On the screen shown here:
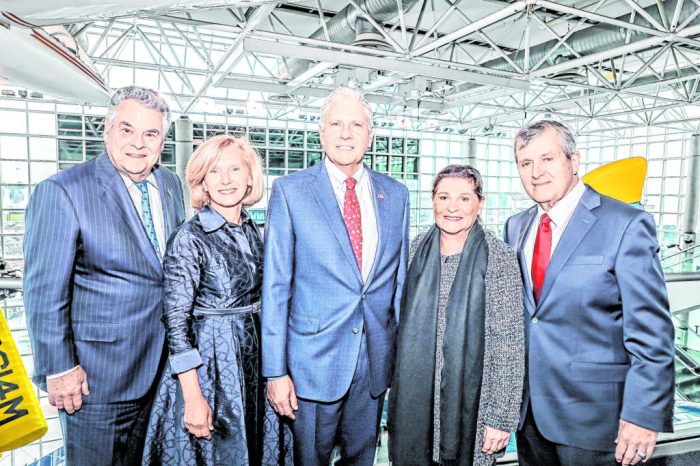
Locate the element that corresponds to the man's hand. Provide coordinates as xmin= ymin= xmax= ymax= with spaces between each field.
xmin=482 ymin=426 xmax=510 ymax=455
xmin=615 ymin=420 xmax=657 ymax=465
xmin=183 ymin=395 xmax=214 ymax=439
xmin=47 ymin=366 xmax=89 ymax=414
xmin=267 ymin=376 xmax=298 ymax=420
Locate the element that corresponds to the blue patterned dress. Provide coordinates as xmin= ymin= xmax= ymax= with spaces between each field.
xmin=143 ymin=205 xmax=293 ymax=465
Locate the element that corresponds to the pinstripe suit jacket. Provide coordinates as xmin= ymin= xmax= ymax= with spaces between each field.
xmin=24 ymin=152 xmax=185 ymax=403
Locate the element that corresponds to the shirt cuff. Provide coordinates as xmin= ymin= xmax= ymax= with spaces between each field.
xmin=169 ymin=349 xmax=203 ymax=374
xmin=46 ymin=365 xmax=80 ymax=380
xmin=267 ymin=374 xmax=288 ymax=381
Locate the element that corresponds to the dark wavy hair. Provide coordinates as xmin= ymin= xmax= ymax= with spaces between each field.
xmin=432 ymin=164 xmax=484 ymax=199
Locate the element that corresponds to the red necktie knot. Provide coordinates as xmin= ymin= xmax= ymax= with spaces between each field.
xmin=540 ymin=213 xmax=551 ymax=230
xmin=532 ymin=213 xmax=552 ymax=304
xmin=346 ymin=177 xmax=357 ymax=190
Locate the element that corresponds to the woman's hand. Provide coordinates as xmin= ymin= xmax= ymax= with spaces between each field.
xmin=178 ymin=369 xmax=213 ymax=439
xmin=183 ymin=393 xmax=214 ymax=439
xmin=482 ymin=426 xmax=510 ymax=454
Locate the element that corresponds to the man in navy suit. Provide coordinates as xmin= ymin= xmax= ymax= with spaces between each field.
xmin=504 ymin=120 xmax=674 ymax=466
xmin=262 ymin=87 xmax=409 ymax=465
xmin=24 ymin=86 xmax=184 ymax=465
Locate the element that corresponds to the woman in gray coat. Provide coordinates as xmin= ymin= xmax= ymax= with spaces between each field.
xmin=389 ymin=165 xmax=525 ymax=466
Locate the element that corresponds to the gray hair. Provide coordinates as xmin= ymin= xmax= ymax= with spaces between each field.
xmin=106 ymin=86 xmax=171 ymax=134
xmin=513 ymin=120 xmax=577 ymax=160
xmin=319 ymin=86 xmax=373 ymax=131
xmin=432 ymin=164 xmax=485 ymax=200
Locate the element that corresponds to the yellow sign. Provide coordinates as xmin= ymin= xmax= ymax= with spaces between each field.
xmin=0 ymin=307 xmax=47 ymax=452
xmin=581 ymin=157 xmax=647 ymax=204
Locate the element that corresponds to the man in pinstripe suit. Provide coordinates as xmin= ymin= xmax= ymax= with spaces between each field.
xmin=23 ymin=86 xmax=185 ymax=465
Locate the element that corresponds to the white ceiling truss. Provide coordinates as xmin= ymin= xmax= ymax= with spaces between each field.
xmin=20 ymin=0 xmax=700 ymax=137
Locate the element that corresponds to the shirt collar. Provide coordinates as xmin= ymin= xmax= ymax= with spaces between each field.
xmin=199 ymin=204 xmax=250 ymax=233
xmin=119 ymin=171 xmax=159 ymax=190
xmin=324 ymin=156 xmax=366 ymax=190
xmin=537 ymin=179 xmax=586 ymax=226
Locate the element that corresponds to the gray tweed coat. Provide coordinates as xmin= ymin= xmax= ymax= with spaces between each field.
xmin=408 ymin=228 xmax=525 ymax=466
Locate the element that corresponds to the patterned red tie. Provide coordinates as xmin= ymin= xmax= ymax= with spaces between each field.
xmin=531 ymin=213 xmax=552 ymax=304
xmin=343 ymin=177 xmax=362 ymax=270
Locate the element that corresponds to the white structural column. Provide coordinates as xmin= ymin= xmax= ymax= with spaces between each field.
xmin=683 ymin=133 xmax=700 ymax=250
xmin=465 ymin=137 xmax=477 ymax=167
xmin=175 ymin=116 xmax=194 ymax=219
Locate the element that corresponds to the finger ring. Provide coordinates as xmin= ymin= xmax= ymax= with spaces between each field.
xmin=635 ymin=450 xmax=647 ymax=460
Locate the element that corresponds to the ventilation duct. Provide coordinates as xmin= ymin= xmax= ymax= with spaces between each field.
xmin=282 ymin=0 xmax=421 ymax=79
xmin=514 ymin=0 xmax=694 ymax=70
xmin=449 ymin=0 xmax=700 ymax=96
xmin=353 ymin=16 xmax=391 ymax=50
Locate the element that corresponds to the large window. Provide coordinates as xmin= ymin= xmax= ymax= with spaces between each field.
xmin=1 ymin=94 xmax=694 ymax=465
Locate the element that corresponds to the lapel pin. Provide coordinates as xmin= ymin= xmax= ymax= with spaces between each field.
xmin=377 ymin=193 xmax=385 ymax=200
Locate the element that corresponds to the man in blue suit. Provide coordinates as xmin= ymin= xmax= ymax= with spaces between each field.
xmin=24 ymin=86 xmax=184 ymax=465
xmin=262 ymin=87 xmax=409 ymax=465
xmin=504 ymin=120 xmax=674 ymax=466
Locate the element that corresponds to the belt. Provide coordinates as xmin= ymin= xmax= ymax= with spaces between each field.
xmin=193 ymin=301 xmax=261 ymax=316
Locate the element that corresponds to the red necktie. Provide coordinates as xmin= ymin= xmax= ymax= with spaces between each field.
xmin=343 ymin=177 xmax=362 ymax=270
xmin=531 ymin=213 xmax=552 ymax=304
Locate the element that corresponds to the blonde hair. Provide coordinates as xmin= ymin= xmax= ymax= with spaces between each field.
xmin=186 ymin=134 xmax=264 ymax=210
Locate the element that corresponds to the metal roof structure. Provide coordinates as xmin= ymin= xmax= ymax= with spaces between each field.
xmin=3 ymin=0 xmax=700 ymax=136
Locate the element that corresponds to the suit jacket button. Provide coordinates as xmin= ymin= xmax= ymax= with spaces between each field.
xmin=361 ymin=294 xmax=366 ymax=300
xmin=352 ymin=327 xmax=359 ymax=334
xmin=532 ymin=317 xmax=539 ymax=323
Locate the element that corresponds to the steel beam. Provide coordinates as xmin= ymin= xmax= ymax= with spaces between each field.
xmin=244 ymin=38 xmax=531 ymax=90
xmin=410 ymin=1 xmax=528 ymax=58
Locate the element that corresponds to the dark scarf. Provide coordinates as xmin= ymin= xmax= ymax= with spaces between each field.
xmin=389 ymin=223 xmax=487 ymax=465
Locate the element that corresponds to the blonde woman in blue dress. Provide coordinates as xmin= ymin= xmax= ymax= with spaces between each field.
xmin=143 ymin=134 xmax=293 ymax=465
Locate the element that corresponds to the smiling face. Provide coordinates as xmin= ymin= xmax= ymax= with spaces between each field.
xmin=515 ymin=127 xmax=580 ymax=211
xmin=103 ymin=99 xmax=165 ymax=182
xmin=433 ymin=177 xmax=485 ymax=239
xmin=319 ymin=97 xmax=373 ymax=177
xmin=203 ymin=145 xmax=251 ymax=216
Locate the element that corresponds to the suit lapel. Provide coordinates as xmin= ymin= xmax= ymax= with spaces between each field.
xmin=310 ymin=162 xmax=363 ymax=285
xmin=153 ymin=166 xmax=176 ymax=240
xmin=362 ymin=169 xmax=385 ymax=291
xmin=95 ymin=153 xmax=162 ymax=274
xmin=536 ymin=188 xmax=600 ymax=308
xmin=517 ymin=207 xmax=538 ymax=314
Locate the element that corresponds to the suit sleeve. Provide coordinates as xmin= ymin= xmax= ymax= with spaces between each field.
xmin=261 ymin=180 xmax=295 ymax=378
xmin=393 ymin=188 xmax=410 ymax=323
xmin=617 ymin=211 xmax=675 ymax=433
xmin=23 ymin=180 xmax=80 ymax=385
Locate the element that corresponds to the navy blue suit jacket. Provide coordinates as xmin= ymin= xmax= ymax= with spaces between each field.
xmin=262 ymin=161 xmax=409 ymax=402
xmin=504 ymin=186 xmax=675 ymax=451
xmin=24 ymin=152 xmax=185 ymax=403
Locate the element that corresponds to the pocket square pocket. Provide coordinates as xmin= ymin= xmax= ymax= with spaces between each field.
xmin=567 ymin=255 xmax=604 ymax=265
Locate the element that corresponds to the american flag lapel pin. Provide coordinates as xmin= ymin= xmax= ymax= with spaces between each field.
xmin=377 ymin=193 xmax=385 ymax=200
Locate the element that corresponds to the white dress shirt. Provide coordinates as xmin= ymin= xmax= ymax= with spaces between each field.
xmin=47 ymin=170 xmax=166 ymax=380
xmin=524 ymin=180 xmax=586 ymax=290
xmin=324 ymin=157 xmax=378 ymax=282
